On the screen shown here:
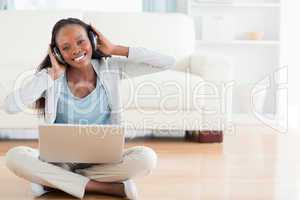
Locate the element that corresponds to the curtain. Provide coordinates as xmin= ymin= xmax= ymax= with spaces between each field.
xmin=0 ymin=0 xmax=15 ymax=9
xmin=143 ymin=0 xmax=177 ymax=12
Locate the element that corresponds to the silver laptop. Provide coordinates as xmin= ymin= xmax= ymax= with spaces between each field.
xmin=38 ymin=124 xmax=125 ymax=164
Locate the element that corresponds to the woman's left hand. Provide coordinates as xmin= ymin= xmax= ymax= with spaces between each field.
xmin=90 ymin=25 xmax=116 ymax=56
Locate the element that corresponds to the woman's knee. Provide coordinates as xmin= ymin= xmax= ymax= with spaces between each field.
xmin=140 ymin=146 xmax=158 ymax=171
xmin=5 ymin=146 xmax=38 ymax=172
xmin=126 ymin=146 xmax=158 ymax=176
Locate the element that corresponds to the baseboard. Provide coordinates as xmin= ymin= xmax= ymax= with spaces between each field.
xmin=0 ymin=129 xmax=38 ymax=139
xmin=0 ymin=129 xmax=185 ymax=140
xmin=0 ymin=114 xmax=277 ymax=139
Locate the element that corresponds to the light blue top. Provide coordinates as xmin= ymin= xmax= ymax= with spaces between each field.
xmin=54 ymin=74 xmax=111 ymax=125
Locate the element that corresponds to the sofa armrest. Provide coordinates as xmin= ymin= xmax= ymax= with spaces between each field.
xmin=189 ymin=53 xmax=234 ymax=122
xmin=0 ymin=82 xmax=7 ymax=111
xmin=190 ymin=53 xmax=234 ymax=83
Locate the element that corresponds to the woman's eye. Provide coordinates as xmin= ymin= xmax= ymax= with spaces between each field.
xmin=78 ymin=40 xmax=85 ymax=45
xmin=62 ymin=46 xmax=69 ymax=51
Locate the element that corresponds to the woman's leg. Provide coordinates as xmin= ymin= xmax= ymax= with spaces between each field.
xmin=5 ymin=146 xmax=90 ymax=199
xmin=76 ymin=146 xmax=157 ymax=182
xmin=6 ymin=145 xmax=157 ymax=198
xmin=76 ymin=146 xmax=157 ymax=196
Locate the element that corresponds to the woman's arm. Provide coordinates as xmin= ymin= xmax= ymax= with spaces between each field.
xmin=90 ymin=26 xmax=176 ymax=79
xmin=109 ymin=46 xmax=176 ymax=79
xmin=110 ymin=45 xmax=129 ymax=57
xmin=4 ymin=69 xmax=55 ymax=114
xmin=4 ymin=47 xmax=66 ymax=114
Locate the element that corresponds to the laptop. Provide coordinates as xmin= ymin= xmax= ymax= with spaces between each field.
xmin=38 ymin=124 xmax=125 ymax=164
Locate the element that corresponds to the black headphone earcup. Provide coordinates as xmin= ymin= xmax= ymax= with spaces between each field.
xmin=88 ymin=31 xmax=98 ymax=51
xmin=53 ymin=47 xmax=66 ymax=65
xmin=88 ymin=30 xmax=107 ymax=58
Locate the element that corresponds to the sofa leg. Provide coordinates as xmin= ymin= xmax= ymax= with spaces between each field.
xmin=185 ymin=130 xmax=223 ymax=143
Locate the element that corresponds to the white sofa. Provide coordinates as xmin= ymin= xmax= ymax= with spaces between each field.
xmin=0 ymin=11 xmax=233 ymax=137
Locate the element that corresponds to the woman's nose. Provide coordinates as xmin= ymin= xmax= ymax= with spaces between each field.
xmin=72 ymin=46 xmax=81 ymax=56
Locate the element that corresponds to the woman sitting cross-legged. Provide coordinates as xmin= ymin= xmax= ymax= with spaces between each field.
xmin=4 ymin=18 xmax=175 ymax=199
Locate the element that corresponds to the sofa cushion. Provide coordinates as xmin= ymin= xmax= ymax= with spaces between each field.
xmin=83 ymin=12 xmax=195 ymax=70
xmin=0 ymin=10 xmax=83 ymax=68
xmin=121 ymin=70 xmax=212 ymax=111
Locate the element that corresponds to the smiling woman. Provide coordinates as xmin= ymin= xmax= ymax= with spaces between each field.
xmin=35 ymin=18 xmax=109 ymax=116
xmin=54 ymin=25 xmax=95 ymax=67
xmin=3 ymin=17 xmax=175 ymax=199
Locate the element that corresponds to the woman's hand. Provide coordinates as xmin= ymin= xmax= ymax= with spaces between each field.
xmin=90 ymin=25 xmax=116 ymax=56
xmin=47 ymin=46 xmax=66 ymax=80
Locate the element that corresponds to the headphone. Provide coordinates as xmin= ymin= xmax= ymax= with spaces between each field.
xmin=51 ymin=25 xmax=108 ymax=65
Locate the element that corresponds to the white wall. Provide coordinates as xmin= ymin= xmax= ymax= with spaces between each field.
xmin=286 ymin=0 xmax=300 ymax=131
xmin=13 ymin=0 xmax=143 ymax=12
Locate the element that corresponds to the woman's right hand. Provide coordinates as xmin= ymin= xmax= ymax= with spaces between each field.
xmin=47 ymin=46 xmax=66 ymax=80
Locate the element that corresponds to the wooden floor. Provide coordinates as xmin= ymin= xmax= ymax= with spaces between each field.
xmin=1 ymin=125 xmax=300 ymax=200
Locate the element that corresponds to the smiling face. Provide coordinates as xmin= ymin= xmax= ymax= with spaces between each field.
xmin=55 ymin=24 xmax=93 ymax=68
